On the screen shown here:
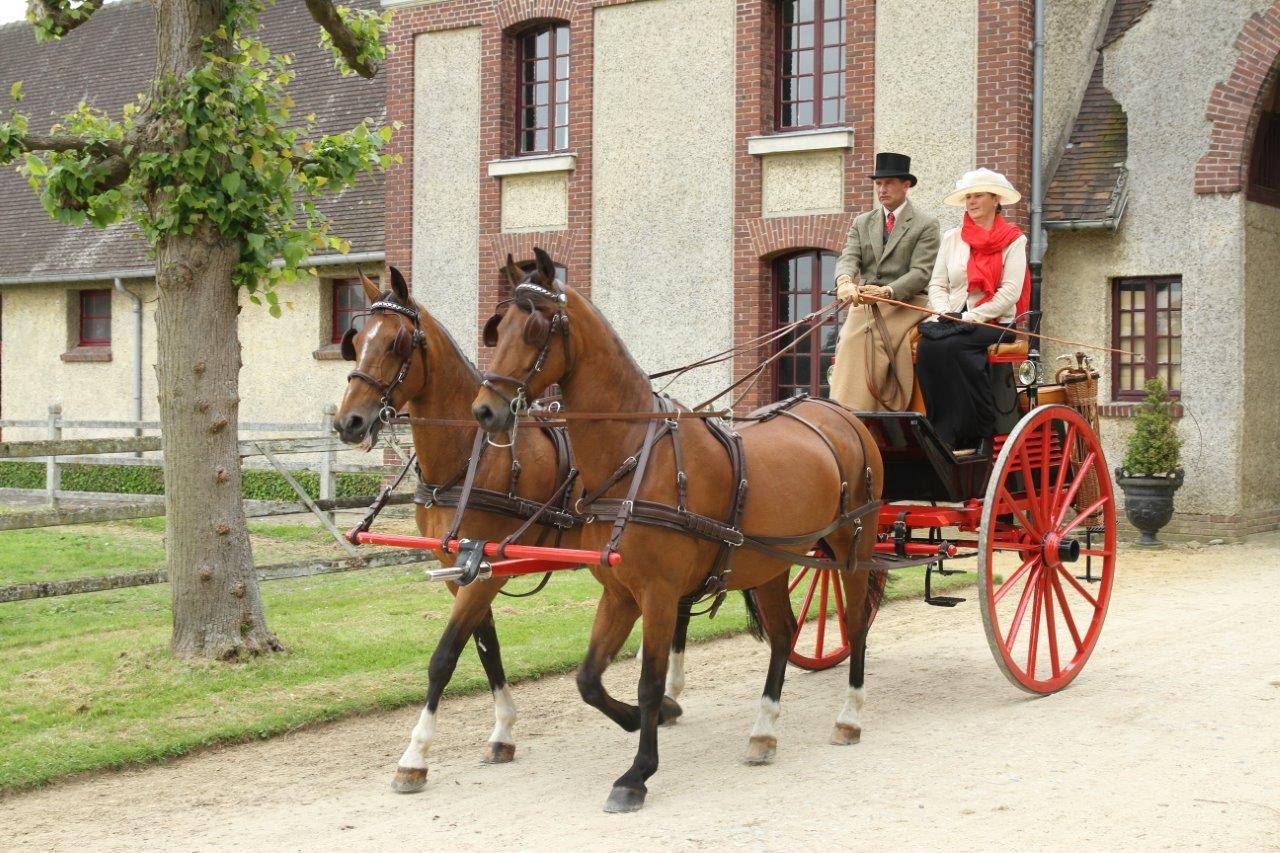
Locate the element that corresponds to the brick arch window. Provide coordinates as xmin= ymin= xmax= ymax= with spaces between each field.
xmin=1249 ymin=71 xmax=1280 ymax=206
xmin=515 ymin=22 xmax=570 ymax=155
xmin=773 ymin=249 xmax=843 ymax=399
xmin=776 ymin=0 xmax=846 ymax=130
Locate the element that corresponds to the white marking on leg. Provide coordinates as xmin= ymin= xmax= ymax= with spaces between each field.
xmin=664 ymin=650 xmax=685 ymax=701
xmin=397 ymin=707 xmax=436 ymax=769
xmin=749 ymin=696 xmax=781 ymax=740
xmin=836 ymin=685 xmax=865 ymax=730
xmin=488 ymin=685 xmax=517 ymax=745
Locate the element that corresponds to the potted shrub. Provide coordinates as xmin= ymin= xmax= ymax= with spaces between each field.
xmin=1115 ymin=378 xmax=1184 ymax=545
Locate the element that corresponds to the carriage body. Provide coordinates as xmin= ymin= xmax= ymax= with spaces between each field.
xmin=789 ymin=343 xmax=1117 ymax=694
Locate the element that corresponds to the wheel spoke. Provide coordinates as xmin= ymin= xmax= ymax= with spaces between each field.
xmin=1079 ymin=547 xmax=1112 ymax=557
xmin=1039 ymin=423 xmax=1053 ymax=530
xmin=1026 ymin=573 xmax=1043 ymax=676
xmin=994 ymin=555 xmax=1039 ymax=605
xmin=788 ymin=566 xmax=810 ymax=593
xmin=795 ymin=570 xmax=819 ymax=630
xmin=997 ymin=486 xmax=1040 ymax=538
xmin=832 ymin=574 xmax=849 ymax=645
xmin=1060 ymin=495 xmax=1110 ymax=536
xmin=1042 ymin=575 xmax=1060 ymax=678
xmin=1053 ymin=451 xmax=1097 ymax=529
xmin=1017 ymin=448 xmax=1049 ymax=532
xmin=989 ymin=539 xmax=1040 ymax=553
xmin=815 ymin=570 xmax=830 ymax=657
xmin=1056 ymin=565 xmax=1100 ymax=610
xmin=1004 ymin=565 xmax=1040 ymax=648
xmin=1051 ymin=424 xmax=1078 ymax=501
xmin=1049 ymin=569 xmax=1084 ymax=652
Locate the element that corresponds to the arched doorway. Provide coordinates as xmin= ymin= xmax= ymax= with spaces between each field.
xmin=772 ymin=249 xmax=844 ymax=400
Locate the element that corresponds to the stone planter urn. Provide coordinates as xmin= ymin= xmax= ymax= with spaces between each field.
xmin=1115 ymin=469 xmax=1183 ymax=546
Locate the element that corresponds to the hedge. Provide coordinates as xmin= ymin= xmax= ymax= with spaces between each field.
xmin=0 ymin=462 xmax=382 ymax=501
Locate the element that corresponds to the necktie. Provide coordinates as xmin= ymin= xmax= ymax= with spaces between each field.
xmin=886 ymin=211 xmax=896 ymax=234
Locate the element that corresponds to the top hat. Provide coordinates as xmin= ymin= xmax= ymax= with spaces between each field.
xmin=869 ymin=152 xmax=917 ymax=186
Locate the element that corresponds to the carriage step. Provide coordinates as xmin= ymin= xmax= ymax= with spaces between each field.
xmin=925 ymin=595 xmax=965 ymax=607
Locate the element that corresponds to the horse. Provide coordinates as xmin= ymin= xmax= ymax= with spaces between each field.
xmin=333 ymin=266 xmax=694 ymax=795
xmin=471 ymin=248 xmax=885 ymax=812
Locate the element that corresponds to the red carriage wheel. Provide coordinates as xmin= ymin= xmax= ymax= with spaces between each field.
xmin=977 ymin=404 xmax=1117 ymax=694
xmin=786 ymin=544 xmax=879 ymax=671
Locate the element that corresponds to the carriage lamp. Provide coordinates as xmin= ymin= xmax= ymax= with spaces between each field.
xmin=1016 ymin=359 xmax=1038 ymax=387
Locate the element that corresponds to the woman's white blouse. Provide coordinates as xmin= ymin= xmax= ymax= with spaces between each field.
xmin=926 ymin=227 xmax=1028 ymax=324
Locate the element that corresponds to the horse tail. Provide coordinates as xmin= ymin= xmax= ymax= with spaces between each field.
xmin=742 ymin=589 xmax=767 ymax=642
xmin=866 ymin=568 xmax=889 ymax=620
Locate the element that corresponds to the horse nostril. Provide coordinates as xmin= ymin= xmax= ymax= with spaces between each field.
xmin=347 ymin=414 xmax=365 ymax=434
xmin=472 ymin=403 xmax=492 ymax=427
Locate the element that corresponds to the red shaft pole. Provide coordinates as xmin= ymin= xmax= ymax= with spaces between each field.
xmin=354 ymin=531 xmax=622 ymax=567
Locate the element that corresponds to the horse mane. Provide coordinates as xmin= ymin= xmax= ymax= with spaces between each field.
xmin=380 ymin=287 xmax=483 ymax=386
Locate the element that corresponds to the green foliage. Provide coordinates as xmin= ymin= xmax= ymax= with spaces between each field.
xmin=0 ymin=83 xmax=28 ymax=164
xmin=0 ymin=462 xmax=380 ymax=500
xmin=318 ymin=5 xmax=393 ymax=76
xmin=1 ymin=0 xmax=399 ymax=311
xmin=1120 ymin=378 xmax=1182 ymax=477
xmin=26 ymin=0 xmax=99 ymax=42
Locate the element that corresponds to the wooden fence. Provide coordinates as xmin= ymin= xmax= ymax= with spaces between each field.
xmin=0 ymin=405 xmax=430 ymax=603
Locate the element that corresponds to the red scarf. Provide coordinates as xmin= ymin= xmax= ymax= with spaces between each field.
xmin=961 ymin=212 xmax=1030 ymax=319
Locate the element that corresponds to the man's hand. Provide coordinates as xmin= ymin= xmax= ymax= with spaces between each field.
xmin=835 ymin=275 xmax=861 ymax=304
xmin=858 ymin=284 xmax=893 ymax=302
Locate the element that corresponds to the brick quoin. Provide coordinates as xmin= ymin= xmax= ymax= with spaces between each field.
xmin=976 ymin=0 xmax=1032 ymax=232
xmin=1195 ymin=1 xmax=1280 ymax=194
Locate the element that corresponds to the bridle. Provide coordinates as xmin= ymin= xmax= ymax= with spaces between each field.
xmin=342 ymin=294 xmax=430 ymax=423
xmin=480 ymin=279 xmax=573 ymax=418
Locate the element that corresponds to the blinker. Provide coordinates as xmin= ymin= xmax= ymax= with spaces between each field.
xmin=340 ymin=326 xmax=358 ymax=361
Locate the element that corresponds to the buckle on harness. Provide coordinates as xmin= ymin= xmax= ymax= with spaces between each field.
xmin=454 ymin=539 xmax=492 ymax=586
xmin=892 ymin=510 xmax=909 ymax=558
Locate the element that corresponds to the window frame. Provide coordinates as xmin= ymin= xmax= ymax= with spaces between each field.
xmin=771 ymin=249 xmax=843 ymax=400
xmin=330 ymin=278 xmax=372 ymax=344
xmin=1110 ymin=275 xmax=1182 ymax=401
xmin=78 ymin=289 xmax=112 ymax=348
xmin=515 ymin=22 xmax=571 ymax=156
xmin=774 ymin=0 xmax=847 ymax=132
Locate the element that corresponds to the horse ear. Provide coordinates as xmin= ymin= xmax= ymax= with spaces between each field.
xmin=390 ymin=266 xmax=410 ymax=303
xmin=533 ymin=247 xmax=556 ymax=284
xmin=358 ymin=268 xmax=381 ymax=302
xmin=503 ymin=253 xmax=523 ymax=289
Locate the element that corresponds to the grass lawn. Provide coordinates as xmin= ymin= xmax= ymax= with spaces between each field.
xmin=0 ymin=516 xmax=974 ymax=794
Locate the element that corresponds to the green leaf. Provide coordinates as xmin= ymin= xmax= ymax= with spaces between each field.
xmin=10 ymin=81 xmax=23 ymax=103
xmin=221 ymin=172 xmax=242 ymax=194
xmin=24 ymin=153 xmax=46 ymax=176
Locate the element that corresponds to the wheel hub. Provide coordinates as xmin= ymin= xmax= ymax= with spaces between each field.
xmin=1042 ymin=531 xmax=1080 ymax=568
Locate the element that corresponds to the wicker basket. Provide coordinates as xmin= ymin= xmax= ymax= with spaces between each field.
xmin=1056 ymin=358 xmax=1103 ymax=526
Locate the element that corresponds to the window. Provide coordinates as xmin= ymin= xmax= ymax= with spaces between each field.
xmin=1112 ymin=276 xmax=1181 ymax=399
xmin=1249 ymin=74 xmax=1280 ymax=205
xmin=774 ymin=250 xmax=843 ymax=400
xmin=517 ymin=24 xmax=570 ymax=155
xmin=79 ymin=289 xmax=111 ymax=347
xmin=331 ymin=278 xmax=372 ymax=343
xmin=776 ymin=0 xmax=846 ymax=130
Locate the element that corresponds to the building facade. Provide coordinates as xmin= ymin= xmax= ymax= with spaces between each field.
xmin=380 ymin=0 xmax=1280 ymax=538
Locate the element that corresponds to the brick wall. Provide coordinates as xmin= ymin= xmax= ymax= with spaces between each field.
xmin=976 ymin=0 xmax=1033 ymax=231
xmin=1196 ymin=2 xmax=1280 ymax=195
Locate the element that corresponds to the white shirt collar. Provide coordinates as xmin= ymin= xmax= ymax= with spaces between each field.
xmin=883 ymin=200 xmax=907 ymax=221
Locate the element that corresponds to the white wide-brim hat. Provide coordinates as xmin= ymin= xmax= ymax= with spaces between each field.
xmin=943 ymin=168 xmax=1022 ymax=207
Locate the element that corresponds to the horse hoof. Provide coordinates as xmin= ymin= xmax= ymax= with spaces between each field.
xmin=830 ymin=722 xmax=861 ymax=746
xmin=603 ymin=785 xmax=647 ymax=813
xmin=482 ymin=741 xmax=516 ymax=764
xmin=390 ymin=766 xmax=428 ymax=793
xmin=658 ymin=695 xmax=683 ymax=727
xmin=744 ymin=735 xmax=777 ymax=766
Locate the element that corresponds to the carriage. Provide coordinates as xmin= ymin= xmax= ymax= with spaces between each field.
xmin=787 ymin=338 xmax=1115 ymax=694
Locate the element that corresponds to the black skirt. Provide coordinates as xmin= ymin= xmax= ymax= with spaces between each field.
xmin=916 ymin=321 xmax=1016 ymax=449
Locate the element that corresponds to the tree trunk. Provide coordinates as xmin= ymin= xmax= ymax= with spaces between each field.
xmin=157 ymin=226 xmax=281 ymax=659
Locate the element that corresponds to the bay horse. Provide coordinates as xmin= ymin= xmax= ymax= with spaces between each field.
xmin=472 ymin=249 xmax=885 ymax=812
xmin=333 ymin=267 xmax=693 ymax=795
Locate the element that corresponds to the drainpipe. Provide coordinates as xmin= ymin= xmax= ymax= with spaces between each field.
xmin=1028 ymin=0 xmax=1047 ymax=386
xmin=113 ymin=277 xmax=144 ymax=452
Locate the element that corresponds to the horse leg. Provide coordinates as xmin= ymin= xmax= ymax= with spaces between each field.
xmin=827 ymin=528 xmax=881 ymax=745
xmin=472 ymin=611 xmax=518 ymax=764
xmin=660 ymin=598 xmax=693 ymax=726
xmin=743 ymin=573 xmax=798 ymax=765
xmin=391 ymin=580 xmax=504 ymax=793
xmin=603 ymin=592 xmax=678 ymax=813
xmin=576 ymin=588 xmax=644 ymax=731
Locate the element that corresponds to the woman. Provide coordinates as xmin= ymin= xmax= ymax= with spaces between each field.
xmin=916 ymin=168 xmax=1030 ymax=453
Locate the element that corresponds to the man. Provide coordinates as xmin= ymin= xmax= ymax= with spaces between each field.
xmin=829 ymin=152 xmax=940 ymax=412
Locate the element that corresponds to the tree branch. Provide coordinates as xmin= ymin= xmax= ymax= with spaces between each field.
xmin=304 ymin=0 xmax=380 ymax=79
xmin=19 ymin=133 xmax=124 ymax=156
xmin=26 ymin=0 xmax=105 ymax=38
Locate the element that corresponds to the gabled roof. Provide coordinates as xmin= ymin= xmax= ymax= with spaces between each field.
xmin=1042 ymin=58 xmax=1129 ymax=229
xmin=0 ymin=0 xmax=384 ymax=282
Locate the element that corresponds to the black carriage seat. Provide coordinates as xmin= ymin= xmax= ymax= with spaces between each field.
xmin=854 ymin=412 xmax=994 ymax=502
xmin=905 ymin=330 xmax=1028 ymax=437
